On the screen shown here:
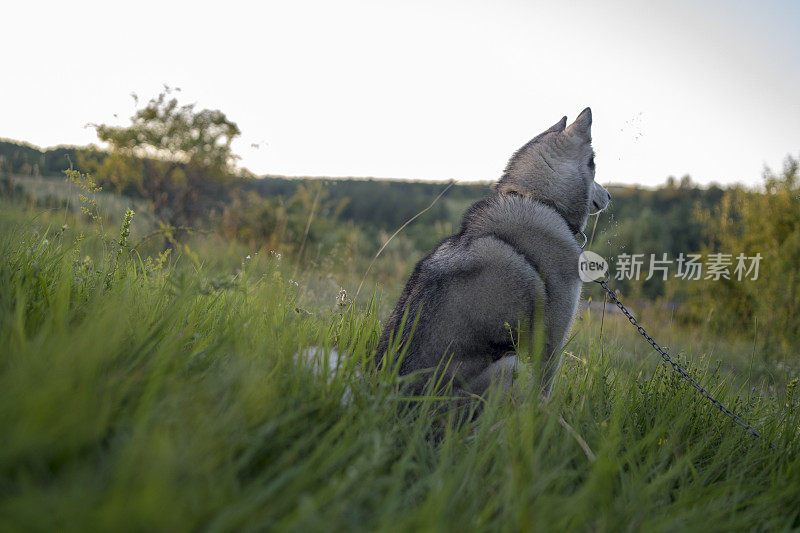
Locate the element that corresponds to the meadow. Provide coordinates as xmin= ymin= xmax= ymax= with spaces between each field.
xmin=1 ymin=189 xmax=799 ymax=532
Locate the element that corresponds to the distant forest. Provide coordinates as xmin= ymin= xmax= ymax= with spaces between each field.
xmin=0 ymin=138 xmax=723 ymax=234
xmin=0 ymin=138 xmax=744 ymax=300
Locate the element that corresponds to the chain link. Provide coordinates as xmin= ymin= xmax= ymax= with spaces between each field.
xmin=594 ymin=276 xmax=772 ymax=447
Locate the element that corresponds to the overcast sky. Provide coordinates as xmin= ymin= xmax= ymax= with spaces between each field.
xmin=2 ymin=0 xmax=799 ymax=186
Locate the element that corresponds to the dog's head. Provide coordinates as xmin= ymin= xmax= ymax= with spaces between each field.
xmin=494 ymin=107 xmax=610 ymax=233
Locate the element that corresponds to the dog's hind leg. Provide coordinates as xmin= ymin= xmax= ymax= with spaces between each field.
xmin=464 ymin=355 xmax=518 ymax=397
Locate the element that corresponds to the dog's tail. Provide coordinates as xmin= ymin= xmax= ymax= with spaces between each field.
xmin=293 ymin=346 xmax=353 ymax=405
xmin=294 ymin=345 xmax=343 ymax=379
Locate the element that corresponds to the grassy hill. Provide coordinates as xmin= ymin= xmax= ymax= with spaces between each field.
xmin=1 ymin=202 xmax=799 ymax=530
xmin=2 ymin=134 xmax=800 ymax=529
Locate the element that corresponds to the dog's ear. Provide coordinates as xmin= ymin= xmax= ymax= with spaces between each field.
xmin=565 ymin=107 xmax=592 ymax=141
xmin=498 ymin=115 xmax=567 ymax=185
xmin=547 ymin=116 xmax=567 ymax=134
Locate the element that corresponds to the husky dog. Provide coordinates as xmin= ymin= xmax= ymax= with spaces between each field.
xmin=375 ymin=108 xmax=610 ymax=397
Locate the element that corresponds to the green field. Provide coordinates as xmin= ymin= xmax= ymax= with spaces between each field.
xmin=1 ymin=196 xmax=799 ymax=532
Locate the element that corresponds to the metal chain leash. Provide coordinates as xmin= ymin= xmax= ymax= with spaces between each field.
xmin=579 ymin=233 xmax=772 ymax=447
xmin=594 ymin=276 xmax=773 ymax=447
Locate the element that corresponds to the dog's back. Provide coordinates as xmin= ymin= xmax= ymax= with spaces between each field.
xmin=375 ymin=194 xmax=582 ymax=395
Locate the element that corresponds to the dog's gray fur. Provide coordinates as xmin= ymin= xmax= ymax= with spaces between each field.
xmin=375 ymin=108 xmax=610 ymax=397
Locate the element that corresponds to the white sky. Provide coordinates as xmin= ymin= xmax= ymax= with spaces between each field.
xmin=2 ymin=0 xmax=799 ymax=186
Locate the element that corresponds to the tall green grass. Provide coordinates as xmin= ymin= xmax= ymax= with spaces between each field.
xmin=1 ymin=209 xmax=799 ymax=531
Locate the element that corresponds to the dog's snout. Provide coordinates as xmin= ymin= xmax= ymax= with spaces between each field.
xmin=590 ymin=182 xmax=611 ymax=214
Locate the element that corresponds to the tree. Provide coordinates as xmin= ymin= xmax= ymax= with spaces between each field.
xmin=83 ymin=87 xmax=242 ymax=231
xmin=684 ymin=154 xmax=800 ymax=358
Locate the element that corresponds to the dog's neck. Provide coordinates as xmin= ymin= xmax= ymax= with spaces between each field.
xmin=500 ymin=191 xmax=584 ymax=235
xmin=461 ymin=194 xmax=581 ymax=256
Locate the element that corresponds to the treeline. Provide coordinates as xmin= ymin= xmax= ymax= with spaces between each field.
xmin=0 ymin=138 xmax=735 ymax=279
xmin=242 ymin=173 xmax=732 ymax=304
xmin=0 ymin=140 xmax=85 ymax=177
xmin=2 ymin=137 xmax=735 ymax=297
xmin=248 ymin=176 xmax=489 ymax=231
xmin=590 ymin=180 xmax=727 ymax=299
xmin=0 ymin=138 xmax=486 ymax=232
xmin=682 ymin=157 xmax=800 ymax=356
